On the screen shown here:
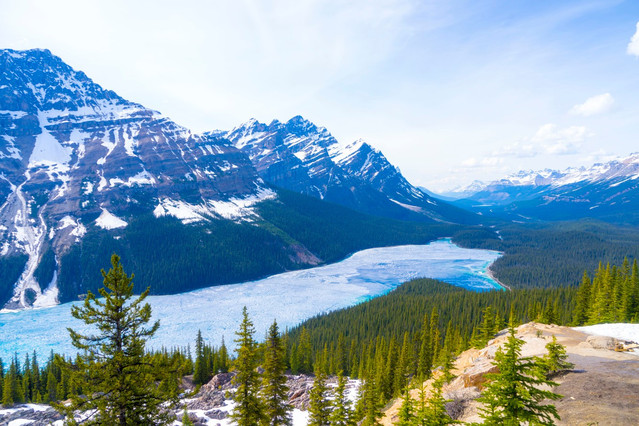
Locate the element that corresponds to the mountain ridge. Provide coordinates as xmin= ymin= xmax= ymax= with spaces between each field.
xmin=221 ymin=116 xmax=479 ymax=224
xmin=445 ymin=153 xmax=639 ymax=224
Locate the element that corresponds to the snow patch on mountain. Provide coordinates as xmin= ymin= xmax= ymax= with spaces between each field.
xmin=95 ymin=208 xmax=127 ymax=230
xmin=154 ymin=189 xmax=277 ymax=224
xmin=28 ymin=111 xmax=72 ymax=168
xmin=208 ymin=188 xmax=277 ymax=220
xmin=57 ymin=216 xmax=87 ymax=239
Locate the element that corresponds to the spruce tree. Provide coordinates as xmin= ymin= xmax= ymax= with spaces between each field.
xmin=231 ymin=307 xmax=266 ymax=426
xmin=416 ymin=353 xmax=458 ymax=425
xmin=417 ymin=313 xmax=432 ymax=379
xmin=57 ymin=254 xmax=176 ymax=425
xmin=193 ymin=330 xmax=209 ymax=385
xmin=181 ymin=405 xmax=194 ymax=426
xmin=329 ymin=371 xmax=355 ymax=426
xmin=572 ymin=271 xmax=591 ymax=326
xmin=298 ymin=327 xmax=313 ymax=374
xmin=307 ymin=367 xmax=331 ymax=426
xmin=2 ymin=373 xmax=13 ymax=407
xmin=539 ymin=335 xmax=574 ymax=378
xmin=478 ymin=327 xmax=561 ymax=425
xmin=396 ymin=385 xmax=416 ymax=425
xmin=261 ymin=320 xmax=291 ymax=426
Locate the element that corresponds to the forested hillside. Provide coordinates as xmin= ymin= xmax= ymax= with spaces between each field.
xmin=50 ymin=189 xmax=459 ymax=303
xmin=453 ymin=220 xmax=639 ymax=288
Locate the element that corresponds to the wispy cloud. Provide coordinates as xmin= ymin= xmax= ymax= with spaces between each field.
xmin=569 ymin=93 xmax=614 ymax=116
xmin=460 ymin=123 xmax=591 ymax=172
xmin=628 ymin=21 xmax=639 ymax=57
xmin=492 ymin=124 xmax=591 ymax=159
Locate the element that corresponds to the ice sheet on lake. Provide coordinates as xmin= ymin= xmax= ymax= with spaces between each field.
xmin=0 ymin=239 xmax=501 ymax=362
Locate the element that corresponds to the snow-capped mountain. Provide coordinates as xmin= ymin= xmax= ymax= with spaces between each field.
xmin=450 ymin=154 xmax=639 ymax=224
xmin=221 ymin=117 xmax=477 ymax=224
xmin=0 ymin=48 xmax=268 ymax=309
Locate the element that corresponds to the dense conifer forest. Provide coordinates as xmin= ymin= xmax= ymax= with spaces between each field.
xmin=453 ymin=219 xmax=639 ymax=288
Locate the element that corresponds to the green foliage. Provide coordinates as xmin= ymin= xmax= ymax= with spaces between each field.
xmin=181 ymin=406 xmax=194 ymax=426
xmin=287 ymin=279 xmax=576 ymax=380
xmin=307 ymin=369 xmax=331 ymax=426
xmin=454 ymin=220 xmax=639 ymax=290
xmin=231 ymin=307 xmax=266 ymax=426
xmin=478 ymin=327 xmax=561 ymax=425
xmin=193 ymin=330 xmax=208 ymax=386
xmin=415 ymin=353 xmax=458 ymax=425
xmin=56 ymin=215 xmax=297 ymax=303
xmin=261 ymin=320 xmax=292 ymax=426
xmin=538 ymin=335 xmax=574 ymax=378
xmin=571 ymin=259 xmax=639 ymax=325
xmin=329 ymin=371 xmax=355 ymax=426
xmin=396 ymin=386 xmax=416 ymax=425
xmin=56 ymin=254 xmax=177 ymax=425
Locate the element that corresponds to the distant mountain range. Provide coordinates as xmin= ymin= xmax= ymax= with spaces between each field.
xmin=447 ymin=154 xmax=639 ymax=224
xmin=0 ymin=48 xmax=470 ymax=309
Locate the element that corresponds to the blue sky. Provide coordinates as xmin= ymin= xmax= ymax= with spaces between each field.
xmin=1 ymin=0 xmax=639 ymax=191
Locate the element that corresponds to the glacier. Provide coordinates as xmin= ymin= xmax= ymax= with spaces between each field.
xmin=0 ymin=239 xmax=501 ymax=362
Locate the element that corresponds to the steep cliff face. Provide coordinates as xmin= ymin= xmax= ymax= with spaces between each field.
xmin=0 ymin=49 xmax=267 ymax=308
xmin=223 ymin=116 xmax=478 ymax=224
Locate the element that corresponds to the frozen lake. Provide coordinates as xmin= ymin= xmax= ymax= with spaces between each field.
xmin=0 ymin=238 xmax=502 ymax=362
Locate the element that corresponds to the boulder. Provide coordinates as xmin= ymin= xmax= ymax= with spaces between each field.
xmin=586 ymin=335 xmax=618 ymax=350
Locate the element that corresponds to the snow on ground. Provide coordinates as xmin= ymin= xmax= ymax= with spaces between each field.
xmin=575 ymin=323 xmax=639 ymax=353
xmin=94 ymin=208 xmax=127 ymax=230
xmin=0 ymin=239 xmax=501 ymax=362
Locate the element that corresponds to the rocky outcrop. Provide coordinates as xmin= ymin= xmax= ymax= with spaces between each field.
xmin=0 ymin=406 xmax=64 ymax=426
xmin=382 ymin=322 xmax=639 ymax=425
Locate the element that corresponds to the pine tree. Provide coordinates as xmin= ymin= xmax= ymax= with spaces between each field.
xmin=329 ymin=371 xmax=355 ymax=426
xmin=539 ymin=335 xmax=574 ymax=378
xmin=56 ymin=254 xmax=176 ymax=425
xmin=478 ymin=327 xmax=561 ymax=425
xmin=416 ymin=352 xmax=458 ymax=425
xmin=261 ymin=320 xmax=291 ymax=426
xmin=45 ymin=367 xmax=57 ymax=402
xmin=572 ymin=271 xmax=591 ymax=326
xmin=231 ymin=307 xmax=266 ymax=426
xmin=360 ymin=375 xmax=382 ymax=426
xmin=2 ymin=373 xmax=13 ymax=407
xmin=417 ymin=313 xmax=432 ymax=379
xmin=181 ymin=405 xmax=194 ymax=426
xmin=298 ymin=327 xmax=313 ymax=374
xmin=396 ymin=385 xmax=416 ymax=425
xmin=307 ymin=367 xmax=331 ymax=426
xmin=193 ymin=330 xmax=209 ymax=386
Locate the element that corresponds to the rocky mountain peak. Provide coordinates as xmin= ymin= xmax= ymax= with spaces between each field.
xmin=0 ymin=48 xmax=267 ymax=309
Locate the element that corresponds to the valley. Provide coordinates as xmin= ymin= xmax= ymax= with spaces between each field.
xmin=0 ymin=238 xmax=501 ymax=363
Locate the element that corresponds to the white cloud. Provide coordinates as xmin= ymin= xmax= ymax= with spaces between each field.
xmin=464 ymin=123 xmax=590 ymax=170
xmin=569 ymin=93 xmax=614 ymax=116
xmin=628 ymin=21 xmax=639 ymax=57
xmin=531 ymin=123 xmax=590 ymax=155
xmin=461 ymin=156 xmax=504 ymax=168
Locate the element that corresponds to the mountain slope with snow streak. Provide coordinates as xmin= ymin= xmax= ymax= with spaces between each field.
xmin=0 ymin=49 xmax=267 ymax=308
